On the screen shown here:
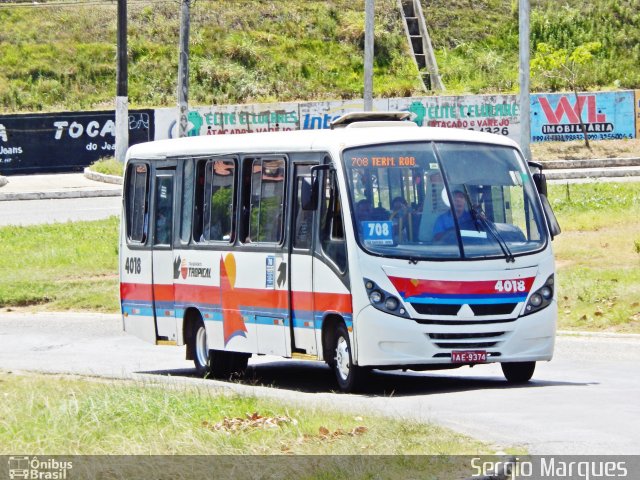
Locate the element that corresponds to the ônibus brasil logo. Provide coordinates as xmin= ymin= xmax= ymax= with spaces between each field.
xmin=8 ymin=456 xmax=73 ymax=480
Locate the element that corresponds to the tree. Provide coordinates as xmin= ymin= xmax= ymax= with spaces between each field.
xmin=531 ymin=41 xmax=602 ymax=149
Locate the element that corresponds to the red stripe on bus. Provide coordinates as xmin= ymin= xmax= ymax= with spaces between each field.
xmin=388 ymin=276 xmax=536 ymax=297
xmin=120 ymin=282 xmax=153 ymax=300
xmin=314 ymin=292 xmax=353 ymax=313
xmin=291 ymin=291 xmax=313 ymax=311
xmin=174 ymin=284 xmax=219 ymax=304
xmin=153 ymin=284 xmax=174 ymax=302
xmin=121 ymin=282 xmax=352 ymax=314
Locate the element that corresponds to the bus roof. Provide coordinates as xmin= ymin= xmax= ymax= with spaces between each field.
xmin=126 ymin=125 xmax=520 ymax=161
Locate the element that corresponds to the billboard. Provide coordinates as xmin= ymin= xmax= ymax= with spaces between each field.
xmin=154 ymin=103 xmax=299 ymax=140
xmin=0 ymin=110 xmax=154 ymax=175
xmin=636 ymin=90 xmax=640 ymax=140
xmin=530 ymin=91 xmax=635 ymax=142
xmin=390 ymin=94 xmax=521 ymax=143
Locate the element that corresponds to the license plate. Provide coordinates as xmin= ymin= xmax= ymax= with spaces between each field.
xmin=451 ymin=350 xmax=487 ymax=363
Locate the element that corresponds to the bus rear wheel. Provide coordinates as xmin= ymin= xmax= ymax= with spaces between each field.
xmin=191 ymin=320 xmax=210 ymax=377
xmin=501 ymin=361 xmax=536 ymax=383
xmin=333 ymin=324 xmax=366 ymax=393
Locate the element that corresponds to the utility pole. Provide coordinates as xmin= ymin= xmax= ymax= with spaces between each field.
xmin=115 ymin=0 xmax=128 ymax=162
xmin=363 ymin=0 xmax=374 ymax=111
xmin=177 ymin=0 xmax=191 ymax=138
xmin=519 ymin=0 xmax=532 ymax=161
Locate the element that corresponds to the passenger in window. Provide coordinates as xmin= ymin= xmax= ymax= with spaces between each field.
xmin=390 ymin=196 xmax=410 ymax=241
xmin=355 ymin=198 xmax=373 ymax=220
xmin=432 ymin=189 xmax=474 ymax=241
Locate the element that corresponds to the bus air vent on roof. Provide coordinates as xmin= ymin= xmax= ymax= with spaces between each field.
xmin=329 ymin=111 xmax=417 ymax=129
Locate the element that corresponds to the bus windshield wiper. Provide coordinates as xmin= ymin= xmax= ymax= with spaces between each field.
xmin=461 ymin=185 xmax=515 ymax=263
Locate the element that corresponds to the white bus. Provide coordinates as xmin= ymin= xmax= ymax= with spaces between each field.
xmin=120 ymin=112 xmax=560 ymax=392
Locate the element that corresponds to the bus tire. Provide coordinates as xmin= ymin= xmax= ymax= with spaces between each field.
xmin=333 ymin=324 xmax=366 ymax=393
xmin=191 ymin=320 xmax=210 ymax=377
xmin=501 ymin=361 xmax=535 ymax=383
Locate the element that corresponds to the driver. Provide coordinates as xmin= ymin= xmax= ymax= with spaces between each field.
xmin=432 ymin=189 xmax=475 ymax=241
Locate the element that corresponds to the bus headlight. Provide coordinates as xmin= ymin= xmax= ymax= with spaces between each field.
xmin=522 ymin=275 xmax=554 ymax=316
xmin=384 ymin=297 xmax=399 ymax=311
xmin=369 ymin=291 xmax=383 ymax=304
xmin=363 ymin=278 xmax=409 ymax=318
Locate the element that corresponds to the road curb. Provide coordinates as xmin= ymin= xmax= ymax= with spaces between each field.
xmin=557 ymin=330 xmax=640 ymax=339
xmin=0 ymin=189 xmax=121 ymax=201
xmin=83 ymin=167 xmax=124 ymax=185
xmin=540 ymin=157 xmax=640 ymax=169
xmin=545 ymin=166 xmax=640 ymax=180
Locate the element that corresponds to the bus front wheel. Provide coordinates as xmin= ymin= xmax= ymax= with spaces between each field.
xmin=333 ymin=324 xmax=366 ymax=393
xmin=501 ymin=361 xmax=535 ymax=383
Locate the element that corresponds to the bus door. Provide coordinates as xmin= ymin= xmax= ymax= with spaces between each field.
xmin=151 ymin=165 xmax=178 ymax=343
xmin=122 ymin=162 xmax=155 ymax=344
xmin=289 ymin=164 xmax=318 ymax=355
xmin=241 ymin=157 xmax=289 ymax=356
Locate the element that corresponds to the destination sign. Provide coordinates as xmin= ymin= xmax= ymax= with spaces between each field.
xmin=350 ymin=156 xmax=417 ymax=167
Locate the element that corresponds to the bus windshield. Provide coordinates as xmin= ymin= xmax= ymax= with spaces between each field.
xmin=344 ymin=141 xmax=547 ymax=261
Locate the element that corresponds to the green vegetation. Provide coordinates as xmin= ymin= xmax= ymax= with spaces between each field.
xmin=0 ymin=183 xmax=637 ymax=332
xmin=1 ymin=0 xmax=638 ymax=113
xmin=89 ymin=156 xmax=124 ymax=176
xmin=549 ymin=182 xmax=640 ymax=332
xmin=0 ymin=372 xmax=490 ymax=459
xmin=0 ymin=217 xmax=119 ymax=312
xmin=0 ymin=0 xmax=418 ymax=112
xmin=425 ymin=0 xmax=640 ymax=93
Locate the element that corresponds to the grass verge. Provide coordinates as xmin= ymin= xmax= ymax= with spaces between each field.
xmin=88 ymin=157 xmax=124 ymax=177
xmin=0 ymin=217 xmax=119 ymax=312
xmin=0 ymin=371 xmax=494 ymax=460
xmin=549 ymin=182 xmax=640 ymax=332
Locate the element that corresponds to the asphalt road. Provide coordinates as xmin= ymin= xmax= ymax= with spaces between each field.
xmin=1 ymin=312 xmax=638 ymax=455
xmin=0 ymin=197 xmax=121 ymax=226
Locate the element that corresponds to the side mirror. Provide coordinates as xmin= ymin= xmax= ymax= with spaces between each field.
xmin=540 ymin=194 xmax=561 ymax=239
xmin=533 ymin=172 xmax=548 ymax=196
xmin=528 ymin=161 xmax=548 ymax=196
xmin=302 ymin=164 xmax=332 ymax=211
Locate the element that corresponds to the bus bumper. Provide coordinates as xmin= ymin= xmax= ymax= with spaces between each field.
xmin=353 ymin=302 xmax=556 ymax=368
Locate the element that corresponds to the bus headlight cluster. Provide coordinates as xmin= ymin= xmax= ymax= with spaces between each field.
xmin=363 ymin=278 xmax=409 ymax=318
xmin=522 ymin=275 xmax=554 ymax=316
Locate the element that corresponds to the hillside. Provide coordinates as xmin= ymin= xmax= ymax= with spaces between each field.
xmin=0 ymin=0 xmax=638 ymax=113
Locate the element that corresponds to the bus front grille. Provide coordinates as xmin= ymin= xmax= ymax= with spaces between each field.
xmin=427 ymin=331 xmax=506 ymax=349
xmin=411 ymin=303 xmax=460 ymax=315
xmin=469 ymin=303 xmax=518 ymax=316
xmin=411 ymin=303 xmax=519 ymax=317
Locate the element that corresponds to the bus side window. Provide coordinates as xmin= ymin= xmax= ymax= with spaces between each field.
xmin=320 ymin=171 xmax=347 ymax=271
xmin=203 ymin=160 xmax=236 ymax=242
xmin=243 ymin=158 xmax=285 ymax=244
xmin=125 ymin=162 xmax=149 ymax=243
xmin=180 ymin=159 xmax=194 ymax=243
xmin=193 ymin=160 xmax=206 ymax=242
xmin=293 ymin=174 xmax=313 ymax=250
xmin=192 ymin=158 xmax=237 ymax=243
xmin=154 ymin=175 xmax=173 ymax=246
